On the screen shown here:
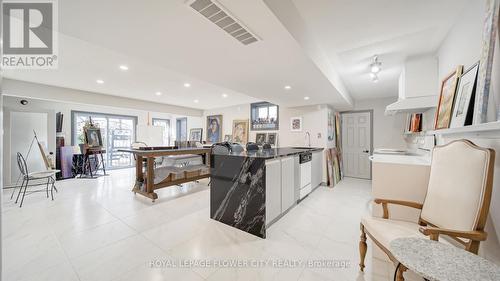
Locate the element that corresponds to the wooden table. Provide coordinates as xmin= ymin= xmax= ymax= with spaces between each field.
xmin=119 ymin=148 xmax=211 ymax=202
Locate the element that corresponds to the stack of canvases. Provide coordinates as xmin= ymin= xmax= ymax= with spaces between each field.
xmin=326 ymin=111 xmax=343 ymax=187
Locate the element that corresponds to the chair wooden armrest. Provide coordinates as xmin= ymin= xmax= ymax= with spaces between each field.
xmin=419 ymin=226 xmax=488 ymax=241
xmin=374 ymin=198 xmax=423 ymax=219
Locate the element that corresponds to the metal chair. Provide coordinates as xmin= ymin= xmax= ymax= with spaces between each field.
xmin=246 ymin=142 xmax=259 ymax=151
xmin=230 ymin=143 xmax=244 ymax=153
xmin=262 ymin=143 xmax=272 ymax=150
xmin=15 ymin=152 xmax=57 ymax=207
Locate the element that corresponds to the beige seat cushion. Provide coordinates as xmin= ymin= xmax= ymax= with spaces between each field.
xmin=361 ymin=216 xmax=452 ymax=252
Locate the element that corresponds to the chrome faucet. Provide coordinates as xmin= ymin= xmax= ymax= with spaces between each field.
xmin=305 ymin=131 xmax=311 ymax=147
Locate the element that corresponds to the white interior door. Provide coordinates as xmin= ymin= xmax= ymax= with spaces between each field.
xmin=341 ymin=112 xmax=372 ymax=179
xmin=10 ymin=112 xmax=48 ymax=184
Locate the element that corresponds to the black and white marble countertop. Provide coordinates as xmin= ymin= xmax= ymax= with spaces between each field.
xmin=213 ymin=147 xmax=323 ymax=159
xmin=390 ymin=237 xmax=500 ymax=281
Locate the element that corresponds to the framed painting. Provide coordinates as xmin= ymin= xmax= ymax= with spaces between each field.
xmin=434 ymin=66 xmax=463 ymax=129
xmin=255 ymin=133 xmax=266 ymax=145
xmin=231 ymin=119 xmax=249 ymax=144
xmin=450 ymin=62 xmax=480 ymax=128
xmin=85 ymin=128 xmax=103 ymax=148
xmin=189 ymin=128 xmax=203 ymax=142
xmin=267 ymin=133 xmax=277 ymax=146
xmin=290 ymin=117 xmax=302 ymax=132
xmin=206 ymin=115 xmax=223 ymax=143
xmin=473 ymin=0 xmax=500 ymax=124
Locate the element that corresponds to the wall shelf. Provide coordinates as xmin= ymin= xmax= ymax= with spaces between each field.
xmin=427 ymin=121 xmax=500 ymax=137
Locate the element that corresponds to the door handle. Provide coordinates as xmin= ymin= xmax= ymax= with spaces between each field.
xmin=363 ymin=150 xmax=370 ymax=153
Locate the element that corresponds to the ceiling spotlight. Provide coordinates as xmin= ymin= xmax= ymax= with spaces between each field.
xmin=372 ymin=74 xmax=379 ymax=83
xmin=194 ymin=99 xmax=199 ymax=103
xmin=184 ymin=83 xmax=191 ymax=88
xmin=96 ymin=79 xmax=104 ymax=84
xmin=284 ymin=85 xmax=292 ymax=90
xmin=119 ymin=65 xmax=129 ymax=71
xmin=222 ymin=93 xmax=228 ymax=98
xmin=155 ymin=91 xmax=162 ymax=96
xmin=370 ymin=55 xmax=382 ymax=73
xmin=304 ymin=96 xmax=310 ymax=100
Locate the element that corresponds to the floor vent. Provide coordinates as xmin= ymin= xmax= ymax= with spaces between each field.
xmin=189 ymin=0 xmax=259 ymax=45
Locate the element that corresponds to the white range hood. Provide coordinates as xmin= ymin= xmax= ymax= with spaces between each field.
xmin=385 ymin=56 xmax=438 ymax=115
xmin=385 ymin=95 xmax=438 ymax=115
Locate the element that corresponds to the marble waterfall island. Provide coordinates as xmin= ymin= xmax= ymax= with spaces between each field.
xmin=210 ymin=147 xmax=323 ymax=238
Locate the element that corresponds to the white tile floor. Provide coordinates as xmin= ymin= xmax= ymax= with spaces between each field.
xmin=2 ymin=169 xmax=419 ymax=281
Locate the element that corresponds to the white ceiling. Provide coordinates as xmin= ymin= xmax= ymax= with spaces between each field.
xmin=3 ymin=0 xmax=353 ymax=110
xmin=289 ymin=0 xmax=470 ymax=100
xmin=3 ymin=0 xmax=470 ymax=110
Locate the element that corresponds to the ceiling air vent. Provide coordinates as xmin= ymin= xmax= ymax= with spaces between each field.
xmin=189 ymin=0 xmax=259 ymax=45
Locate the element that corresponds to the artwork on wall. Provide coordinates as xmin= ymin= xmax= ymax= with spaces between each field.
xmin=255 ymin=133 xmax=266 ymax=145
xmin=206 ymin=115 xmax=223 ymax=143
xmin=232 ymin=119 xmax=249 ymax=144
xmin=250 ymin=102 xmax=279 ymax=130
xmin=450 ymin=62 xmax=480 ymax=128
xmin=189 ymin=128 xmax=203 ymax=142
xmin=290 ymin=117 xmax=302 ymax=132
xmin=434 ymin=66 xmax=463 ymax=130
xmin=474 ymin=0 xmax=500 ymax=124
xmin=85 ymin=128 xmax=103 ymax=148
xmin=224 ymin=135 xmax=232 ymax=142
xmin=267 ymin=133 xmax=277 ymax=146
xmin=327 ymin=109 xmax=335 ymax=142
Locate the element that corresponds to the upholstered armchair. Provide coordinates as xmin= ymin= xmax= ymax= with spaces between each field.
xmin=359 ymin=140 xmax=495 ymax=281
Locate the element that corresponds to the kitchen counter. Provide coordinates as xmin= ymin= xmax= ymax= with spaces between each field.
xmin=370 ymin=153 xmax=431 ymax=166
xmin=212 ymin=147 xmax=323 ymax=159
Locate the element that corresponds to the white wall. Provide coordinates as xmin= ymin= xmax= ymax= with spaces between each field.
xmin=351 ymin=97 xmax=407 ymax=150
xmin=428 ymin=0 xmax=500 ymax=263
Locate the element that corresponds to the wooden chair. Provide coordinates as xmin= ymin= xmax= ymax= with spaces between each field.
xmin=359 ymin=140 xmax=495 ymax=281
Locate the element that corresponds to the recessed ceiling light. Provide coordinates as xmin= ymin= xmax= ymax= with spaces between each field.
xmin=155 ymin=91 xmax=162 ymax=96
xmin=194 ymin=99 xmax=199 ymax=103
xmin=304 ymin=96 xmax=310 ymax=100
xmin=184 ymin=83 xmax=191 ymax=88
xmin=222 ymin=93 xmax=228 ymax=98
xmin=284 ymin=85 xmax=292 ymax=90
xmin=96 ymin=79 xmax=104 ymax=84
xmin=119 ymin=65 xmax=129 ymax=71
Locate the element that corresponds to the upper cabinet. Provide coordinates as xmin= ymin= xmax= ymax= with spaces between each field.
xmin=386 ymin=56 xmax=439 ymax=115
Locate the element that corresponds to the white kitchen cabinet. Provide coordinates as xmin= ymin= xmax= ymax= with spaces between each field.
xmin=265 ymin=159 xmax=281 ymax=224
xmin=281 ymin=156 xmax=295 ymax=212
xmin=311 ymin=151 xmax=322 ymax=188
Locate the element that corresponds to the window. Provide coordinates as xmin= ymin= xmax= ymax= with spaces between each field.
xmin=176 ymin=118 xmax=188 ymax=141
xmin=72 ymin=111 xmax=137 ymax=169
xmin=152 ymin=118 xmax=171 ymax=146
xmin=251 ymin=102 xmax=279 ymax=130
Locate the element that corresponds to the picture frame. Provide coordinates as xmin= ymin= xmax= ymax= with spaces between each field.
xmin=231 ymin=119 xmax=249 ymax=144
xmin=290 ymin=117 xmax=303 ymax=132
xmin=450 ymin=62 xmax=480 ymax=128
xmin=473 ymin=0 xmax=499 ymax=124
xmin=85 ymin=128 xmax=103 ymax=148
xmin=267 ymin=133 xmax=277 ymax=146
xmin=224 ymin=135 xmax=232 ymax=142
xmin=189 ymin=128 xmax=203 ymax=142
xmin=255 ymin=133 xmax=266 ymax=145
xmin=250 ymin=102 xmax=279 ymax=131
xmin=206 ymin=115 xmax=223 ymax=143
xmin=434 ymin=66 xmax=463 ymax=130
